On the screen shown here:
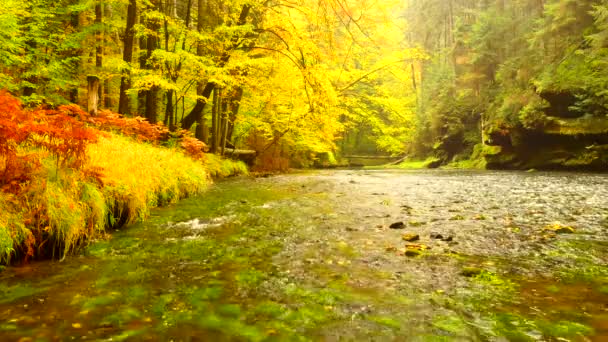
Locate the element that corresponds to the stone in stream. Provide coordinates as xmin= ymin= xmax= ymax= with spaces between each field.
xmin=389 ymin=222 xmax=406 ymax=229
xmin=460 ymin=267 xmax=483 ymax=277
xmin=402 ymin=233 xmax=420 ymax=242
xmin=430 ymin=232 xmax=443 ymax=240
xmin=430 ymin=232 xmax=454 ymax=242
xmin=543 ymin=223 xmax=575 ymax=234
xmin=405 ymin=249 xmax=421 ymax=257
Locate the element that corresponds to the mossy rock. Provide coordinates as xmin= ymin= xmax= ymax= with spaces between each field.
xmin=402 ymin=233 xmax=420 ymax=242
xmin=460 ymin=267 xmax=483 ymax=277
xmin=543 ymin=223 xmax=575 ymax=234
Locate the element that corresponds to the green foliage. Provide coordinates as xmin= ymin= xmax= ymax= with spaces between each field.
xmin=407 ymin=0 xmax=608 ymax=168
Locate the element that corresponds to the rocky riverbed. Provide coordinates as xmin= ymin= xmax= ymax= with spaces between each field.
xmin=1 ymin=169 xmax=607 ymax=341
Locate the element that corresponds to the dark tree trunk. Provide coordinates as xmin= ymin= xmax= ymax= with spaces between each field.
xmin=146 ymin=86 xmax=159 ymax=123
xmin=118 ymin=0 xmax=137 ymax=114
xmin=138 ymin=14 xmax=148 ymax=115
xmin=210 ymin=88 xmax=219 ymax=153
xmin=144 ymin=1 xmax=160 ymax=123
xmin=181 ymin=4 xmax=251 ymax=130
xmin=164 ymin=90 xmax=175 ymax=128
xmin=226 ymin=87 xmax=243 ymax=144
xmin=69 ymin=10 xmax=80 ymax=103
xmin=95 ymin=3 xmax=103 ymax=104
xmin=103 ymin=3 xmax=112 ymax=108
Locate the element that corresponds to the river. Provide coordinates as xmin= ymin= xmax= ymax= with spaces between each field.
xmin=1 ymin=170 xmax=607 ymax=341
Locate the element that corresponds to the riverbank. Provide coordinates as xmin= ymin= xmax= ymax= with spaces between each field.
xmin=384 ymin=141 xmax=607 ymax=172
xmin=0 ymin=93 xmax=247 ymax=264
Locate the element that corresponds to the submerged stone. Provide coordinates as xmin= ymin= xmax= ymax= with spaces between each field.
xmin=543 ymin=223 xmax=576 ymax=234
xmin=402 ymin=233 xmax=420 ymax=242
xmin=430 ymin=233 xmax=443 ymax=240
xmin=389 ymin=222 xmax=406 ymax=229
xmin=405 ymin=249 xmax=421 ymax=257
xmin=460 ymin=267 xmax=483 ymax=277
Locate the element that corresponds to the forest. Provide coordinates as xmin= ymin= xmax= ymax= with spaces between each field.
xmin=1 ymin=0 xmax=608 ymax=340
xmin=1 ymin=0 xmax=607 ymax=170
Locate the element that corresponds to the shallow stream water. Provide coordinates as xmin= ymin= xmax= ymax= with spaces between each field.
xmin=1 ymin=170 xmax=607 ymax=341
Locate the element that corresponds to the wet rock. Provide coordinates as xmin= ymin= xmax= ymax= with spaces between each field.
xmin=430 ymin=232 xmax=453 ymax=242
xmin=430 ymin=233 xmax=443 ymax=240
xmin=389 ymin=222 xmax=406 ymax=229
xmin=402 ymin=233 xmax=420 ymax=242
xmin=543 ymin=223 xmax=575 ymax=234
xmin=386 ymin=245 xmax=398 ymax=252
xmin=405 ymin=249 xmax=421 ymax=257
xmin=405 ymin=243 xmax=430 ymax=251
xmin=460 ymin=267 xmax=483 ymax=277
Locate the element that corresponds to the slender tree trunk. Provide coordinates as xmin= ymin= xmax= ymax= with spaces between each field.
xmin=181 ymin=4 xmax=251 ymax=130
xmin=191 ymin=0 xmax=208 ymax=137
xmin=138 ymin=14 xmax=147 ymax=115
xmin=165 ymin=90 xmax=174 ymax=128
xmin=95 ymin=3 xmax=103 ymax=104
xmin=225 ymin=87 xmax=243 ymax=144
xmin=103 ymin=3 xmax=113 ymax=108
xmin=210 ymin=88 xmax=219 ymax=153
xmin=69 ymin=9 xmax=80 ymax=103
xmin=87 ymin=76 xmax=100 ymax=116
xmin=118 ymin=0 xmax=137 ymax=114
xmin=220 ymin=92 xmax=231 ymax=155
xmin=145 ymin=2 xmax=160 ymax=124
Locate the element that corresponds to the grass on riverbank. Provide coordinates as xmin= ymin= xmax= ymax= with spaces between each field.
xmin=365 ymin=157 xmax=440 ymax=170
xmin=204 ymin=154 xmax=248 ymax=178
xmin=0 ymin=91 xmax=248 ymax=263
xmin=1 ymin=133 xmax=213 ymax=263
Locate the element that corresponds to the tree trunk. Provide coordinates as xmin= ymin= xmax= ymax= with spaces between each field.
xmin=69 ymin=9 xmax=80 ymax=103
xmin=144 ymin=1 xmax=160 ymax=123
xmin=225 ymin=87 xmax=243 ymax=144
xmin=118 ymin=0 xmax=137 ymax=115
xmin=181 ymin=4 xmax=251 ymax=130
xmin=95 ymin=3 xmax=103 ymax=105
xmin=103 ymin=3 xmax=112 ymax=108
xmin=138 ymin=14 xmax=147 ymax=115
xmin=146 ymin=86 xmax=159 ymax=124
xmin=210 ymin=88 xmax=219 ymax=153
xmin=144 ymin=4 xmax=158 ymax=123
xmin=164 ymin=90 xmax=175 ymax=128
xmin=87 ymin=76 xmax=100 ymax=116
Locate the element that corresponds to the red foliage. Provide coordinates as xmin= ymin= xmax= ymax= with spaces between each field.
xmin=0 ymin=90 xmax=210 ymax=263
xmin=0 ymin=91 xmax=99 ymax=191
xmin=85 ymin=110 xmax=171 ymax=143
xmin=83 ymin=110 xmax=207 ymax=160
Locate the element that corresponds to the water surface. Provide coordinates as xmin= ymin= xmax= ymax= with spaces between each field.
xmin=1 ymin=170 xmax=607 ymax=341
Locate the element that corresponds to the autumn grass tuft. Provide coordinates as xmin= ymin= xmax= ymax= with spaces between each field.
xmin=204 ymin=153 xmax=249 ymax=178
xmin=86 ymin=133 xmax=210 ymax=228
xmin=0 ymin=133 xmax=214 ymax=263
